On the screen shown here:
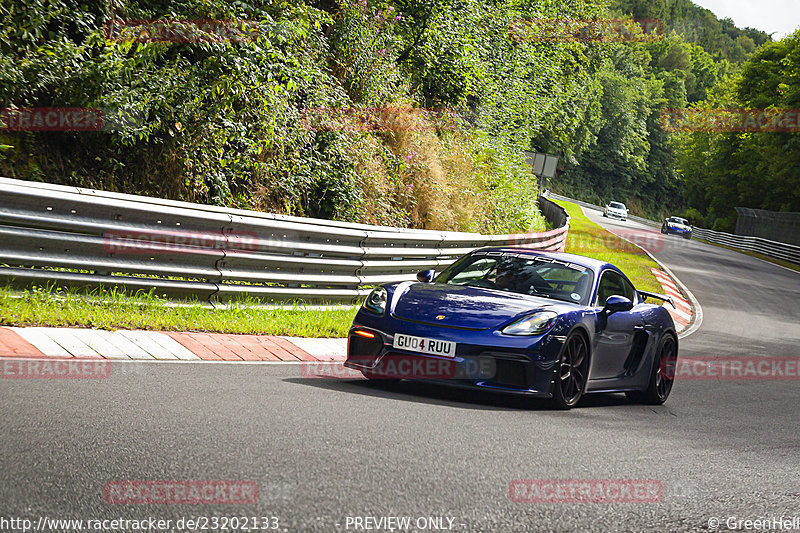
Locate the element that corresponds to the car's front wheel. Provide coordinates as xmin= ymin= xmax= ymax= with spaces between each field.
xmin=551 ymin=332 xmax=589 ymax=410
xmin=626 ymin=333 xmax=677 ymax=405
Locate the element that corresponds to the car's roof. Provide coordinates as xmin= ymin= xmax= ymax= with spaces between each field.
xmin=477 ymin=247 xmax=612 ymax=273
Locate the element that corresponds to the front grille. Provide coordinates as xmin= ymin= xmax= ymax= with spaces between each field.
xmin=490 ymin=359 xmax=529 ymax=389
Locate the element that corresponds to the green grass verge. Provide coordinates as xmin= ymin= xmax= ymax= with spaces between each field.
xmin=552 ymin=200 xmax=664 ymax=294
xmin=0 ymin=285 xmax=358 ymax=337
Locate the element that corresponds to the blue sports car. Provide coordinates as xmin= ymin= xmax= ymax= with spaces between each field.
xmin=344 ymin=248 xmax=679 ymax=409
xmin=661 ymin=216 xmax=692 ymax=239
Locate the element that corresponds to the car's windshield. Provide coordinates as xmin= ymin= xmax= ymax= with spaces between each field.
xmin=609 ymin=202 xmax=626 ymax=209
xmin=436 ymin=252 xmax=594 ymax=304
xmin=669 ymin=217 xmax=688 ymax=224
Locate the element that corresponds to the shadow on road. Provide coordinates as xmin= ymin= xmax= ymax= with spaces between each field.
xmin=284 ymin=377 xmax=635 ymax=411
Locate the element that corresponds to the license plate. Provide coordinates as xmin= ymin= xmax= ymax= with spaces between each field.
xmin=392 ymin=334 xmax=456 ymax=358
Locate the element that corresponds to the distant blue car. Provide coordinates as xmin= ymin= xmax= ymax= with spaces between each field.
xmin=345 ymin=248 xmax=679 ymax=409
xmin=662 ymin=216 xmax=692 ymax=239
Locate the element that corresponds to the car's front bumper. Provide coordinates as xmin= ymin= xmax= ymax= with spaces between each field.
xmin=606 ymin=211 xmax=627 ymax=220
xmin=344 ymin=321 xmax=564 ymax=398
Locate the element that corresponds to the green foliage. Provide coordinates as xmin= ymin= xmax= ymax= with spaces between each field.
xmin=554 ymin=0 xmax=782 ymax=221
xmin=1 ymin=0 xmax=791 ymax=236
xmin=0 ymin=0 xmax=612 ymax=234
xmin=554 ymin=38 xmax=684 ymax=219
xmin=675 ymin=30 xmax=800 ymax=231
xmin=609 ymin=0 xmax=770 ymax=64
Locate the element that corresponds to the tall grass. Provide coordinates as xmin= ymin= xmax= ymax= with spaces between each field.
xmin=349 ymin=105 xmax=546 ymax=234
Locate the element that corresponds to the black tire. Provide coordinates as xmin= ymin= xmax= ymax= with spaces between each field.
xmin=661 ymin=226 xmax=667 ymax=234
xmin=626 ymin=333 xmax=677 ymax=405
xmin=551 ymin=332 xmax=589 ymax=410
xmin=683 ymin=233 xmax=691 ymax=240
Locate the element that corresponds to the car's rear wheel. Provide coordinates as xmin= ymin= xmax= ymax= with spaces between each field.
xmin=626 ymin=333 xmax=677 ymax=405
xmin=551 ymin=332 xmax=589 ymax=410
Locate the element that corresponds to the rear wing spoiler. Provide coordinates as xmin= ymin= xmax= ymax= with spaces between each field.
xmin=638 ymin=290 xmax=675 ymax=307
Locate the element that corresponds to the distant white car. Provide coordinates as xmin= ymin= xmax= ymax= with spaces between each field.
xmin=603 ymin=201 xmax=628 ymax=221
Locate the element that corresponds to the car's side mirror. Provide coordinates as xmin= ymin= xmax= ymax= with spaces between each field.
xmin=416 ymin=269 xmax=435 ymax=283
xmin=603 ymin=295 xmax=633 ymax=315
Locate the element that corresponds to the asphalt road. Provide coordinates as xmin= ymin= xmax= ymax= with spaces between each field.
xmin=2 ymin=208 xmax=800 ymax=532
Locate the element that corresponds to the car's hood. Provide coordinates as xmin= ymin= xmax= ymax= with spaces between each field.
xmin=390 ymin=283 xmax=570 ymax=330
xmin=668 ymin=222 xmax=690 ymax=229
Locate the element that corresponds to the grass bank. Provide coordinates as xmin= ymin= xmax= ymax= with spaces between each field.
xmin=552 ymin=200 xmax=663 ymax=294
xmin=0 ymin=285 xmax=358 ymax=337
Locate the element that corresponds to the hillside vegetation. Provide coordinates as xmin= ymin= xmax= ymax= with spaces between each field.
xmin=553 ymin=0 xmax=778 ymax=223
xmin=0 ymin=0 xmax=794 ymax=232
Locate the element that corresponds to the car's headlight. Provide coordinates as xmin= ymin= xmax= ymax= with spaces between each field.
xmin=502 ymin=311 xmax=558 ymax=336
xmin=363 ymin=287 xmax=387 ymax=315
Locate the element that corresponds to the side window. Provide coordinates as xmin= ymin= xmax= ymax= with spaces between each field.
xmin=595 ymin=270 xmax=637 ymax=306
xmin=618 ymin=274 xmax=636 ymax=302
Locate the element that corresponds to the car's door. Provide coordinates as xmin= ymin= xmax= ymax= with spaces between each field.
xmin=590 ymin=269 xmax=644 ymax=380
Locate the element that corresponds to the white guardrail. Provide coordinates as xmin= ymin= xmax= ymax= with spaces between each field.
xmin=0 ymin=177 xmax=570 ymax=304
xmin=691 ymin=227 xmax=800 ymax=265
xmin=546 ymin=192 xmax=800 ymax=265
